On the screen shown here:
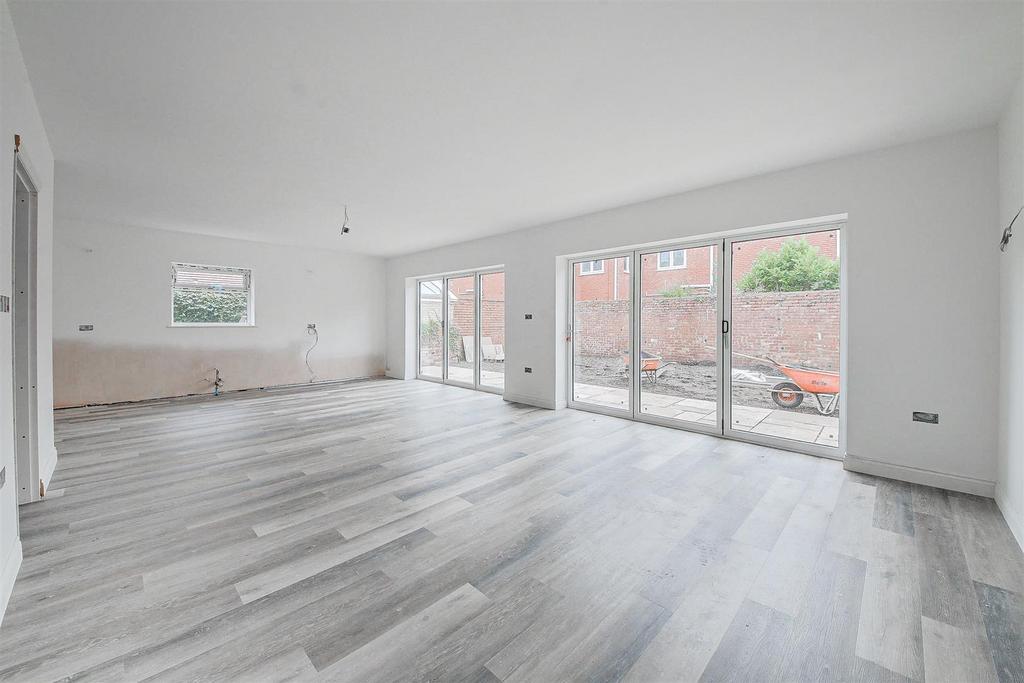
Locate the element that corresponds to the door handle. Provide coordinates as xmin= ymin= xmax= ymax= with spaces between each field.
xmin=722 ymin=320 xmax=730 ymax=334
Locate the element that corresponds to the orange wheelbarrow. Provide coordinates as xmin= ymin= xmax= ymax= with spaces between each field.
xmin=622 ymin=351 xmax=672 ymax=385
xmin=734 ymin=351 xmax=839 ymax=415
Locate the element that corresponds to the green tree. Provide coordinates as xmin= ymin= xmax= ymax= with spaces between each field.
xmin=737 ymin=239 xmax=839 ymax=292
xmin=173 ymin=289 xmax=249 ymax=323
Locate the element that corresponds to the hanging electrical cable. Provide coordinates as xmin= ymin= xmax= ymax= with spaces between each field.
xmin=341 ymin=205 xmax=351 ymax=235
xmin=305 ymin=324 xmax=319 ymax=382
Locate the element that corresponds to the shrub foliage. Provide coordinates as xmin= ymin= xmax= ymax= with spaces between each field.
xmin=737 ymin=239 xmax=839 ymax=292
xmin=173 ymin=289 xmax=249 ymax=323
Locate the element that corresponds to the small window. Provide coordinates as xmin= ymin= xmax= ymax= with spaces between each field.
xmin=578 ymin=260 xmax=604 ymax=275
xmin=171 ymin=262 xmax=253 ymax=326
xmin=657 ymin=249 xmax=686 ymax=270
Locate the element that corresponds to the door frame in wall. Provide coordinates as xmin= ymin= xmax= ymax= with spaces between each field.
xmin=12 ymin=154 xmax=39 ymax=503
xmin=416 ymin=267 xmax=505 ymax=396
xmin=566 ymin=219 xmax=845 ymax=460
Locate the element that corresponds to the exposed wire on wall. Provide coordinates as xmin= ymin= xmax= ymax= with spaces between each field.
xmin=305 ymin=324 xmax=320 ymax=382
xmin=204 ymin=368 xmax=224 ymax=396
xmin=1000 ymin=205 xmax=1022 ymax=252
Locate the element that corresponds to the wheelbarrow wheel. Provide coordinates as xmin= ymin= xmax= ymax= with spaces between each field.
xmin=771 ymin=382 xmax=804 ymax=409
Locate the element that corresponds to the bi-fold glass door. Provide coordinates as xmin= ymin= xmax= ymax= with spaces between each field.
xmin=568 ymin=223 xmax=842 ymax=457
xmin=417 ymin=269 xmax=505 ymax=394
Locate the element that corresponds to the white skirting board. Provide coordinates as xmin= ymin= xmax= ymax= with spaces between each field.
xmin=0 ymin=538 xmax=23 ymax=626
xmin=844 ymin=453 xmax=996 ymax=498
xmin=502 ymin=393 xmax=556 ymax=410
xmin=40 ymin=445 xmax=57 ymax=496
xmin=996 ymin=490 xmax=1024 ymax=552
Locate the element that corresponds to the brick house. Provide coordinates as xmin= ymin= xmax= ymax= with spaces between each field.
xmin=573 ymin=230 xmax=838 ymax=300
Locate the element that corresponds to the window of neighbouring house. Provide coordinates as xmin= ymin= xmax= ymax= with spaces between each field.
xmin=171 ymin=262 xmax=254 ymax=326
xmin=622 ymin=256 xmax=630 ymax=273
xmin=579 ymin=260 xmax=604 ymax=275
xmin=657 ymin=249 xmax=686 ymax=270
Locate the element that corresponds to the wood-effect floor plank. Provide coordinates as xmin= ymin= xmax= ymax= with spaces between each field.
xmin=0 ymin=378 xmax=1019 ymax=682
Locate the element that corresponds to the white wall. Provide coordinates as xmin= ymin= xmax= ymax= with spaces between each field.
xmin=387 ymin=127 xmax=1000 ymax=496
xmin=0 ymin=0 xmax=56 ymax=621
xmin=53 ymin=219 xmax=386 ymax=406
xmin=997 ymin=74 xmax=1024 ymax=548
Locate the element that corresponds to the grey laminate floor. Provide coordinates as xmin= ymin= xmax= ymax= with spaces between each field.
xmin=1 ymin=378 xmax=1022 ymax=682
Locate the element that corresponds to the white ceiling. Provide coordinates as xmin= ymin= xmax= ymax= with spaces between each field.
xmin=10 ymin=1 xmax=1022 ymax=257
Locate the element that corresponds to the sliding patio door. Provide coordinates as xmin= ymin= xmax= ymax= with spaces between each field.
xmin=445 ymin=275 xmax=477 ymax=388
xmin=567 ymin=223 xmax=842 ymax=457
xmin=417 ymin=280 xmax=444 ymax=380
xmin=635 ymin=243 xmax=722 ymax=433
xmin=479 ymin=271 xmax=506 ymax=392
xmin=416 ymin=269 xmax=505 ymax=394
xmin=724 ymin=228 xmax=841 ymax=452
xmin=569 ymin=255 xmax=632 ymax=414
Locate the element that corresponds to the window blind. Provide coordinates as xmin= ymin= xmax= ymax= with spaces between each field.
xmin=172 ymin=263 xmax=250 ymax=291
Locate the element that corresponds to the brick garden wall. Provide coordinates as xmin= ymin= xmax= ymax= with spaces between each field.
xmin=448 ymin=299 xmax=505 ymax=359
xmin=574 ymin=290 xmax=839 ymax=370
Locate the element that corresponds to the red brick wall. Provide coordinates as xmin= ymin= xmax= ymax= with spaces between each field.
xmin=573 ymin=290 xmax=839 ymax=370
xmin=448 ymin=297 xmax=505 ymax=357
xmin=731 ymin=290 xmax=839 ymax=370
xmin=440 ymin=273 xmax=506 ymax=360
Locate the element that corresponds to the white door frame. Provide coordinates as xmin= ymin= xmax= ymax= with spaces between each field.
xmin=12 ymin=154 xmax=39 ymax=503
xmin=565 ymin=220 xmax=845 ymax=460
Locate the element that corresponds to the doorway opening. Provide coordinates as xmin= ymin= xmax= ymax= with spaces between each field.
xmin=568 ymin=222 xmax=842 ymax=457
xmin=417 ymin=269 xmax=505 ymax=394
xmin=13 ymin=156 xmax=39 ymax=502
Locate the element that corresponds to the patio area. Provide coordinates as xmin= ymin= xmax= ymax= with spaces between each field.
xmin=572 ymin=382 xmax=839 ymax=447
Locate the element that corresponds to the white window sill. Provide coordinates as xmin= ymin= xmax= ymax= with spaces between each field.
xmin=578 ymin=271 xmax=605 ymax=276
xmin=656 ymin=265 xmax=687 ymax=271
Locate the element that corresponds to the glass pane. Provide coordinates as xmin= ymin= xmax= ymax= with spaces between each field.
xmin=172 ymin=289 xmax=249 ymax=324
xmin=446 ymin=275 xmax=476 ymax=385
xmin=729 ymin=229 xmax=840 ymax=447
xmin=479 ymin=272 xmax=505 ymax=392
xmin=572 ymin=256 xmax=631 ymax=411
xmin=637 ymin=244 xmax=718 ymax=425
xmin=418 ymin=280 xmax=443 ymax=379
